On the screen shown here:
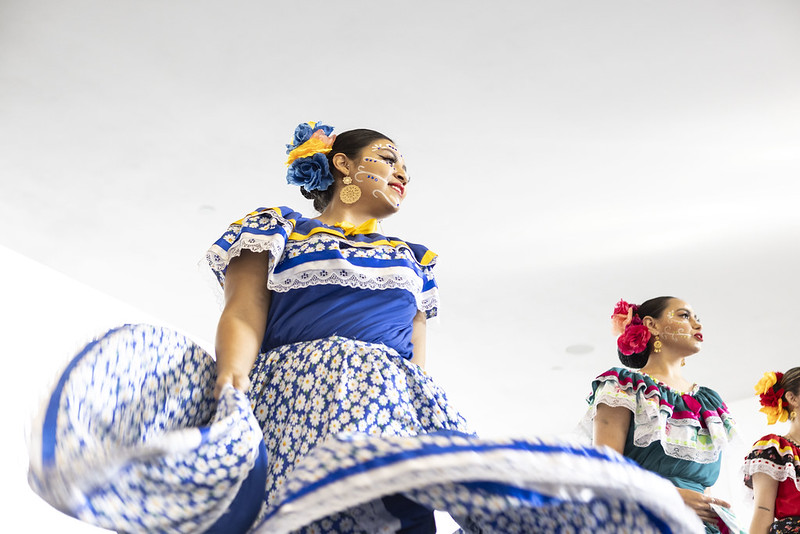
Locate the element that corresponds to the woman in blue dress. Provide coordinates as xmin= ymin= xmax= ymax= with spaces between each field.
xmin=582 ymin=297 xmax=739 ymax=533
xmin=28 ymin=123 xmax=707 ymax=533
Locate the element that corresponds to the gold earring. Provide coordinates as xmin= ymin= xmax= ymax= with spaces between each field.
xmin=681 ymin=358 xmax=686 ymax=367
xmin=652 ymin=335 xmax=662 ymax=353
xmin=792 ymin=410 xmax=797 ymax=420
xmin=339 ymin=175 xmax=361 ymax=204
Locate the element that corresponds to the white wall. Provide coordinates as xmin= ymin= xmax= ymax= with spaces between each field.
xmin=3 ymin=244 xmax=191 ymax=532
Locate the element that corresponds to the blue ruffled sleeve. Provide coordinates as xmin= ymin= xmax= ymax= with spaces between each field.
xmin=205 ymin=207 xmax=298 ymax=289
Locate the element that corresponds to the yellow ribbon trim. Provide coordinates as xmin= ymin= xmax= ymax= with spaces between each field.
xmin=233 ymin=207 xmax=437 ymax=266
xmin=753 ymin=437 xmax=800 ymax=459
xmin=334 ymin=219 xmax=378 ymax=235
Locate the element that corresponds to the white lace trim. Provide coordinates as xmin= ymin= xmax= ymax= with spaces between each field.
xmin=743 ymin=439 xmax=800 ymax=493
xmin=418 ymin=292 xmax=438 ymax=315
xmin=206 ymin=227 xmax=440 ymax=314
xmin=268 ymin=262 xmax=438 ymax=313
xmin=253 ymin=436 xmax=704 ymax=534
xmin=206 ymin=234 xmax=288 ymax=281
xmin=743 ymin=458 xmax=800 ymax=485
xmin=204 ymin=234 xmax=288 ymax=309
xmin=269 ymin=264 xmax=422 ymax=293
xmin=580 ymin=382 xmax=735 ymax=464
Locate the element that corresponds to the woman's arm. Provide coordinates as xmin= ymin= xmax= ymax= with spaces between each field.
xmin=214 ymin=250 xmax=271 ymax=398
xmin=593 ymin=403 xmax=630 ymax=454
xmin=749 ymin=472 xmax=779 ymax=534
xmin=409 ymin=310 xmax=426 ymax=368
xmin=593 ymin=403 xmax=729 ymax=523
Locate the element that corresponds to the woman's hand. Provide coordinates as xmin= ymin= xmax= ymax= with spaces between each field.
xmin=676 ymin=487 xmax=730 ymax=524
xmin=214 ymin=370 xmax=252 ymax=399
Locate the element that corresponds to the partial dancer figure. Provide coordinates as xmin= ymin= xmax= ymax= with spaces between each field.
xmin=582 ymin=297 xmax=739 ymax=533
xmin=29 ymin=124 xmax=706 ymax=533
xmin=744 ymin=368 xmax=800 ymax=534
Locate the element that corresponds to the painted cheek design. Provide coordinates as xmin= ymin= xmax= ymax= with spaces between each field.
xmin=354 ymin=164 xmax=401 ymax=208
xmin=662 ymin=318 xmax=692 ymax=338
xmin=366 ymin=145 xmax=405 ymax=208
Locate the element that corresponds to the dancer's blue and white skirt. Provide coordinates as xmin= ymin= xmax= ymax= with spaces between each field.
xmin=28 ymin=324 xmax=704 ymax=533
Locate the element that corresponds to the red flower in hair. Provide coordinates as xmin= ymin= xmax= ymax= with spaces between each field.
xmin=611 ymin=300 xmax=639 ymax=336
xmin=755 ymin=371 xmax=788 ymax=424
xmin=617 ymin=324 xmax=651 ymax=356
xmin=761 ymin=386 xmax=786 ymax=409
xmin=612 ymin=300 xmax=637 ymax=316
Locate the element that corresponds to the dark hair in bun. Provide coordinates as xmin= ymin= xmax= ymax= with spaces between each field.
xmin=617 ymin=296 xmax=675 ymax=368
xmin=301 ymin=129 xmax=393 ymax=212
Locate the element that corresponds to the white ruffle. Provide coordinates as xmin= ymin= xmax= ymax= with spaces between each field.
xmin=743 ymin=437 xmax=800 ymax=495
xmin=205 ymin=213 xmax=440 ymax=316
xmin=252 ymin=434 xmax=704 ymax=534
xmin=205 ymin=216 xmax=293 ymax=286
xmin=743 ymin=458 xmax=800 ymax=486
xmin=581 ymin=378 xmax=734 ymax=464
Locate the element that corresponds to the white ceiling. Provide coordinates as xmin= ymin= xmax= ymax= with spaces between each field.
xmin=2 ymin=0 xmax=800 ymax=440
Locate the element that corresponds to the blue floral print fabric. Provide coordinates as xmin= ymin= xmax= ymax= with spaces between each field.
xmin=28 ymin=207 xmax=708 ymax=534
xmin=28 ymin=324 xmax=267 ymax=534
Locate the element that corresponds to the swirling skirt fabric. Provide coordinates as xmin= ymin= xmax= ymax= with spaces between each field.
xmin=28 ymin=324 xmax=704 ymax=533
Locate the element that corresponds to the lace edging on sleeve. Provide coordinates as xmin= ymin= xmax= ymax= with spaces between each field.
xmin=204 ymin=207 xmax=294 ymax=291
xmin=743 ymin=435 xmax=800 ymax=492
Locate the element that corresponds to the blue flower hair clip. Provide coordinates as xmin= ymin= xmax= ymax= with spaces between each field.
xmin=285 ymin=121 xmax=336 ymax=191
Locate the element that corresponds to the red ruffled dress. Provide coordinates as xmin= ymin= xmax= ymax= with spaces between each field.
xmin=744 ymin=434 xmax=800 ymax=533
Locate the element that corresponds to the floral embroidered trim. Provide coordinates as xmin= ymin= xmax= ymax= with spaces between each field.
xmin=206 ymin=235 xmax=287 ymax=286
xmin=581 ymin=370 xmax=736 ymax=463
xmin=269 ymin=267 xmax=422 ymax=293
xmin=206 ymin=210 xmax=440 ymax=316
xmin=638 ymin=371 xmax=699 ymax=396
xmin=743 ymin=435 xmax=800 ymax=496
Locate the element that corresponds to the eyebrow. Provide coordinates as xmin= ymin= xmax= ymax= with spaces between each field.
xmin=674 ymin=308 xmax=694 ymax=315
xmin=375 ymin=146 xmax=408 ymax=173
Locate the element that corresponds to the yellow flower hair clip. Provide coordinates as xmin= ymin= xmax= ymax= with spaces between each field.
xmin=286 ymin=129 xmax=336 ymax=166
xmin=755 ymin=371 xmax=788 ymax=425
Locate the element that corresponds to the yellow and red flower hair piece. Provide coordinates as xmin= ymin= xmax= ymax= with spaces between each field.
xmin=756 ymin=371 xmax=788 ymax=425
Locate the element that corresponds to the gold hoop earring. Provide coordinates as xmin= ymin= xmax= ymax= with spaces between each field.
xmin=652 ymin=335 xmax=662 ymax=353
xmin=681 ymin=358 xmax=686 ymax=367
xmin=339 ymin=175 xmax=361 ymax=204
xmin=792 ymin=410 xmax=797 ymax=421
